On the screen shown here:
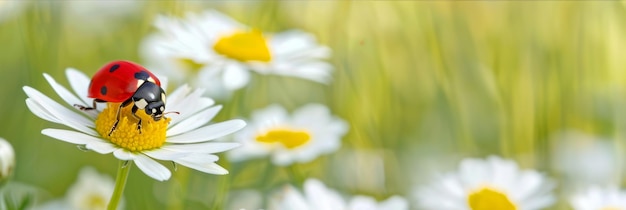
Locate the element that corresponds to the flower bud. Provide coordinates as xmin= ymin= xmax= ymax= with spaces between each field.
xmin=0 ymin=138 xmax=15 ymax=184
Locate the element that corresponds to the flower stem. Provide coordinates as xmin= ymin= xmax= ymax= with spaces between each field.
xmin=108 ymin=160 xmax=132 ymax=210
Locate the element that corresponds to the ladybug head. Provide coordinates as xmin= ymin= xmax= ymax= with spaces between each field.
xmin=145 ymin=100 xmax=165 ymax=121
xmin=133 ymin=82 xmax=167 ymax=122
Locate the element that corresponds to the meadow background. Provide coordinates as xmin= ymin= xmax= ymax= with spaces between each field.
xmin=1 ymin=1 xmax=626 ymax=209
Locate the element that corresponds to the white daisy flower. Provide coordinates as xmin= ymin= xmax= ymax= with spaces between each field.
xmin=269 ymin=178 xmax=408 ymax=210
xmin=67 ymin=167 xmax=117 ymax=210
xmin=570 ymin=186 xmax=626 ymax=210
xmin=414 ymin=156 xmax=556 ymax=210
xmin=23 ymin=68 xmax=246 ymax=181
xmin=0 ymin=137 xmax=14 ymax=184
xmin=228 ymin=104 xmax=348 ymax=166
xmin=37 ymin=167 xmax=120 ymax=210
xmin=140 ymin=10 xmax=333 ymax=98
xmin=550 ymin=130 xmax=621 ymax=190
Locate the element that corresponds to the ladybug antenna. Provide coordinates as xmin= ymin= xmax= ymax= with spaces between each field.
xmin=164 ymin=111 xmax=180 ymax=116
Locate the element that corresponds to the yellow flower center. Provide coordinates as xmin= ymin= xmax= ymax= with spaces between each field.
xmin=468 ymin=188 xmax=517 ymax=210
xmin=95 ymin=103 xmax=169 ymax=152
xmin=213 ymin=29 xmax=271 ymax=62
xmin=255 ymin=128 xmax=311 ymax=149
xmin=602 ymin=207 xmax=624 ymax=210
xmin=85 ymin=193 xmax=107 ymax=209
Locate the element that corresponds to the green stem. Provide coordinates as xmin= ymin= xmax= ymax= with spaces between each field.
xmin=108 ymin=160 xmax=132 ymax=210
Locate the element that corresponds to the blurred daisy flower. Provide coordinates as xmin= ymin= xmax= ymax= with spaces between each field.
xmin=228 ymin=104 xmax=348 ymax=166
xmin=140 ymin=10 xmax=333 ymax=98
xmin=23 ymin=68 xmax=246 ymax=181
xmin=570 ymin=186 xmax=626 ymax=210
xmin=270 ymin=178 xmax=408 ymax=210
xmin=37 ymin=167 xmax=119 ymax=210
xmin=550 ymin=130 xmax=621 ymax=190
xmin=414 ymin=156 xmax=556 ymax=210
xmin=0 ymin=138 xmax=14 ymax=185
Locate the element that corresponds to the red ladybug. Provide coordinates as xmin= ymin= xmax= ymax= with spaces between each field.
xmin=76 ymin=60 xmax=167 ymax=135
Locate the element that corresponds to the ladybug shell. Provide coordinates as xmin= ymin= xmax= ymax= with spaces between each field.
xmin=88 ymin=61 xmax=161 ymax=102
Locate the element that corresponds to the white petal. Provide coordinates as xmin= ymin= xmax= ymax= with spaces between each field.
xmin=167 ymin=88 xmax=206 ymax=113
xmin=134 ymin=154 xmax=171 ymax=181
xmin=175 ymin=153 xmax=227 ymax=175
xmin=165 ymin=84 xmax=191 ymax=106
xmin=159 ymin=76 xmax=169 ymax=91
xmin=167 ymin=105 xmax=222 ymax=136
xmin=222 ymin=63 xmax=250 ymax=90
xmin=26 ymin=98 xmax=59 ymax=123
xmin=43 ymin=73 xmax=89 ymax=109
xmin=113 ymin=149 xmax=134 ymax=160
xmin=162 ymin=142 xmax=240 ymax=154
xmin=42 ymin=128 xmax=105 ymax=145
xmin=85 ymin=141 xmax=117 ymax=154
xmin=167 ymin=89 xmax=215 ymax=125
xmin=142 ymin=148 xmax=189 ymax=161
xmin=66 ymin=68 xmax=92 ymax=105
xmin=166 ymin=119 xmax=246 ymax=143
xmin=23 ymin=86 xmax=97 ymax=135
xmin=26 ymin=95 xmax=96 ymax=136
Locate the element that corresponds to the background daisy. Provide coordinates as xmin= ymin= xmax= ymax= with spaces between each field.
xmin=228 ymin=103 xmax=348 ymax=166
xmin=37 ymin=167 xmax=119 ymax=210
xmin=269 ymin=178 xmax=408 ymax=210
xmin=140 ymin=10 xmax=333 ymax=98
xmin=570 ymin=186 xmax=626 ymax=210
xmin=414 ymin=156 xmax=556 ymax=210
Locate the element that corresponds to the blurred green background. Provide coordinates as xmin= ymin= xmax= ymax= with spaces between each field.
xmin=2 ymin=1 xmax=626 ymax=209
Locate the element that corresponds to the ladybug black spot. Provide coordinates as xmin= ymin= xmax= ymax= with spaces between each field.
xmin=100 ymin=86 xmax=107 ymax=95
xmin=134 ymin=71 xmax=150 ymax=80
xmin=109 ymin=64 xmax=120 ymax=72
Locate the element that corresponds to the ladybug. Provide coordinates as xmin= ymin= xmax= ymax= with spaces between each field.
xmin=75 ymin=60 xmax=168 ymax=136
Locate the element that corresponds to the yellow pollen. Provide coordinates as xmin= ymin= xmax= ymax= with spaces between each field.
xmin=95 ymin=103 xmax=169 ymax=152
xmin=255 ymin=128 xmax=311 ymax=149
xmin=213 ymin=29 xmax=271 ymax=62
xmin=468 ymin=187 xmax=517 ymax=210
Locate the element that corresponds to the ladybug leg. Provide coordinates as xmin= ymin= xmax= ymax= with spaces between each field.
xmin=74 ymin=99 xmax=105 ymax=111
xmin=130 ymin=105 xmax=142 ymax=134
xmin=108 ymin=99 xmax=133 ymax=136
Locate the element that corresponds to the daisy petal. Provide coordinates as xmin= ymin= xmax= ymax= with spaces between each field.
xmin=142 ymin=148 xmax=189 ymax=161
xmin=26 ymin=99 xmax=59 ymax=123
xmin=175 ymin=154 xmax=227 ymax=175
xmin=168 ymin=89 xmax=215 ymax=125
xmin=222 ymin=63 xmax=250 ymax=90
xmin=167 ymin=105 xmax=222 ymax=136
xmin=134 ymin=154 xmax=171 ymax=181
xmin=162 ymin=142 xmax=240 ymax=154
xmin=43 ymin=73 xmax=89 ymax=109
xmin=167 ymin=88 xmax=206 ymax=114
xmin=167 ymin=119 xmax=246 ymax=143
xmin=42 ymin=128 xmax=105 ymax=145
xmin=164 ymin=84 xmax=191 ymax=106
xmin=24 ymin=86 xmax=97 ymax=135
xmin=66 ymin=68 xmax=92 ymax=105
xmin=85 ymin=141 xmax=117 ymax=154
xmin=113 ymin=149 xmax=134 ymax=160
